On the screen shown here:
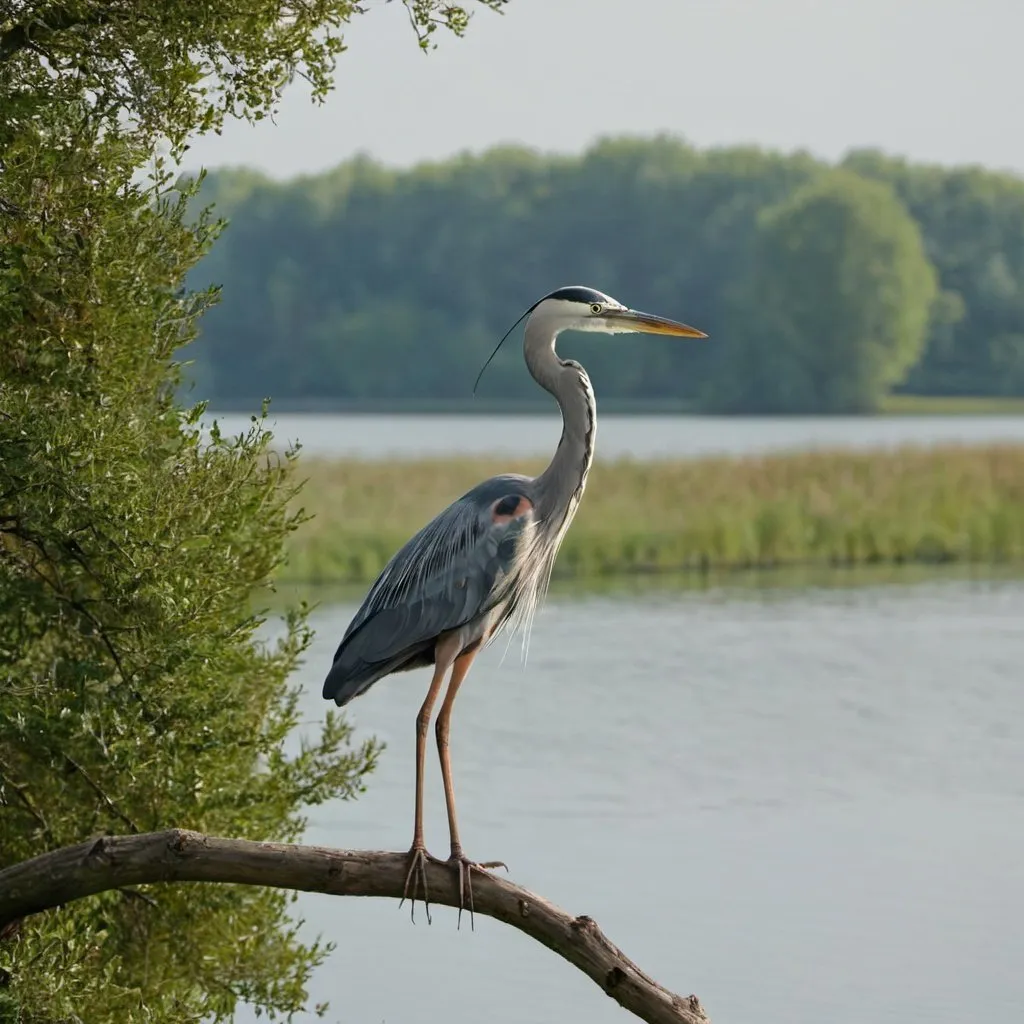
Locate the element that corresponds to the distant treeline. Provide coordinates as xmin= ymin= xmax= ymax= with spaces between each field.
xmin=188 ymin=136 xmax=1024 ymax=412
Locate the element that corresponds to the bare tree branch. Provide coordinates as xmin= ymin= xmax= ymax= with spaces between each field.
xmin=0 ymin=829 xmax=710 ymax=1024
xmin=0 ymin=4 xmax=103 ymax=64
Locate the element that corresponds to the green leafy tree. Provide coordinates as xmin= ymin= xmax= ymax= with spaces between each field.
xmin=190 ymin=138 xmax=817 ymax=405
xmin=990 ymin=333 xmax=1024 ymax=395
xmin=188 ymin=140 xmax=1024 ymax=406
xmin=843 ymin=149 xmax=1024 ymax=396
xmin=0 ymin=1 xmax=503 ymax=1019
xmin=704 ymin=171 xmax=938 ymax=413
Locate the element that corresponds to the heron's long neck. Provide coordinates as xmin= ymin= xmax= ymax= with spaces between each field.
xmin=525 ymin=318 xmax=596 ymax=528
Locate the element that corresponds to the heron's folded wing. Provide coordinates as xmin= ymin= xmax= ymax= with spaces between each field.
xmin=333 ymin=486 xmax=533 ymax=666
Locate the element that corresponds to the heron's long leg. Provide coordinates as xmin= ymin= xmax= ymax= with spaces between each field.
xmin=435 ymin=648 xmax=476 ymax=856
xmin=435 ymin=647 xmax=507 ymax=928
xmin=401 ymin=636 xmax=459 ymax=923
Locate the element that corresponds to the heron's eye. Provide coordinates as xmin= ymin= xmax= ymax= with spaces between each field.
xmin=590 ymin=302 xmax=603 ymax=315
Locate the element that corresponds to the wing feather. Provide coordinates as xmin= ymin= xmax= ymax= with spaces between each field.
xmin=323 ymin=476 xmax=534 ymax=704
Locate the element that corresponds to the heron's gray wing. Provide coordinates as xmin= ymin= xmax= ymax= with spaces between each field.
xmin=324 ymin=475 xmax=533 ymax=704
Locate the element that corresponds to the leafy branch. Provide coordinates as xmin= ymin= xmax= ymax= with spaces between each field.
xmin=0 ymin=3 xmax=109 ymax=64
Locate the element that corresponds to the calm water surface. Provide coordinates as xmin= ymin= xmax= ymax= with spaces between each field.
xmin=250 ymin=575 xmax=1024 ymax=1024
xmin=209 ymin=411 xmax=1024 ymax=460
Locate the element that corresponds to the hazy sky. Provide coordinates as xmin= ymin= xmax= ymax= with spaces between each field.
xmin=183 ymin=0 xmax=1022 ymax=179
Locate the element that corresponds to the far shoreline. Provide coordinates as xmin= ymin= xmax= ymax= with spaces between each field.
xmin=194 ymin=395 xmax=1024 ymax=417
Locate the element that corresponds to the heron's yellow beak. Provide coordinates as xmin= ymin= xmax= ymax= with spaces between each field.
xmin=608 ymin=307 xmax=708 ymax=338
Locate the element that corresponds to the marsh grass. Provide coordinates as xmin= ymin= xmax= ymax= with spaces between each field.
xmin=284 ymin=445 xmax=1024 ymax=584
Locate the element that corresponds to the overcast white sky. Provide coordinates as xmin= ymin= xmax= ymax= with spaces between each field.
xmin=182 ymin=0 xmax=1023 ymax=179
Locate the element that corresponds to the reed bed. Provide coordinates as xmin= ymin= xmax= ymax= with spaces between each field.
xmin=283 ymin=444 xmax=1024 ymax=584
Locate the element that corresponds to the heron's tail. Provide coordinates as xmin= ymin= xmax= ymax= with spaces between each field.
xmin=321 ymin=652 xmax=381 ymax=707
xmin=322 ymin=637 xmax=431 ymax=706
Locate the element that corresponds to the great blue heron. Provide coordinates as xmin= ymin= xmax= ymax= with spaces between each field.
xmin=322 ymin=285 xmax=706 ymax=920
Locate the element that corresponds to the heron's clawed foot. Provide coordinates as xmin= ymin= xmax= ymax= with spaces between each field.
xmin=446 ymin=847 xmax=508 ymax=931
xmin=399 ymin=843 xmax=442 ymax=925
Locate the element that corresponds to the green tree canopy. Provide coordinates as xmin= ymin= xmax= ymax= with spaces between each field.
xmin=0 ymin=1 xmax=502 ymax=1020
xmin=186 ymin=139 xmax=1024 ymax=409
xmin=190 ymin=139 xmax=818 ymax=406
xmin=703 ymin=171 xmax=938 ymax=413
xmin=843 ymin=149 xmax=1024 ymax=396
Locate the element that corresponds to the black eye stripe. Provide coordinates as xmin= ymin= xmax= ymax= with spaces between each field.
xmin=544 ymin=286 xmax=609 ymax=305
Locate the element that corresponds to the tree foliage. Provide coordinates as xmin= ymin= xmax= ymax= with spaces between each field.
xmin=843 ymin=149 xmax=1024 ymax=397
xmin=0 ymin=1 xmax=501 ymax=1019
xmin=0 ymin=0 xmax=506 ymax=145
xmin=705 ymin=171 xmax=938 ymax=413
xmin=188 ymin=138 xmax=1024 ymax=410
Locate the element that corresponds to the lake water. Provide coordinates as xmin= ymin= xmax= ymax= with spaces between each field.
xmin=249 ymin=573 xmax=1024 ymax=1024
xmin=208 ymin=411 xmax=1024 ymax=460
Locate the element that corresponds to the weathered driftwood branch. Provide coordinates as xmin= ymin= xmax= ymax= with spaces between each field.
xmin=0 ymin=829 xmax=709 ymax=1024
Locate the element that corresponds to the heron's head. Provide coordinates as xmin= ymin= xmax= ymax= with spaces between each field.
xmin=531 ymin=285 xmax=707 ymax=339
xmin=473 ymin=285 xmax=708 ymax=393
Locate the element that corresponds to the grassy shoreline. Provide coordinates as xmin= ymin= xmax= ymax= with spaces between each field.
xmin=282 ymin=444 xmax=1024 ymax=585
